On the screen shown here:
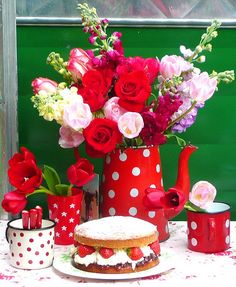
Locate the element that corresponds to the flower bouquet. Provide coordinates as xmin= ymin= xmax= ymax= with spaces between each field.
xmin=31 ymin=4 xmax=234 ymax=156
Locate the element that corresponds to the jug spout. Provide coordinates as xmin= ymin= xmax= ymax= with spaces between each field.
xmin=164 ymin=144 xmax=197 ymax=220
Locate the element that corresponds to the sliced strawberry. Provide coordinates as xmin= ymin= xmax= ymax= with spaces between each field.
xmin=149 ymin=240 xmax=160 ymax=255
xmin=99 ymin=247 xmax=114 ymax=259
xmin=77 ymin=244 xmax=95 ymax=258
xmin=127 ymin=247 xmax=143 ymax=260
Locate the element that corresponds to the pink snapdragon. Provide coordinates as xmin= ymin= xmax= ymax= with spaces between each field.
xmin=32 ymin=77 xmax=58 ymax=94
xmin=118 ymin=112 xmax=144 ymax=139
xmin=59 ymin=126 xmax=84 ymax=148
xmin=63 ymin=98 xmax=93 ymax=131
xmin=188 ymin=72 xmax=217 ymax=103
xmin=189 ymin=181 xmax=217 ymax=209
xmin=159 ymin=55 xmax=192 ymax=79
xmin=67 ymin=48 xmax=92 ymax=82
xmin=103 ymin=97 xmax=127 ymax=122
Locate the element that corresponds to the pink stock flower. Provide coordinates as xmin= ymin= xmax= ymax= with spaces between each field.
xmin=103 ymin=97 xmax=127 ymax=122
xmin=159 ymin=55 xmax=192 ymax=79
xmin=188 ymin=72 xmax=217 ymax=103
xmin=67 ymin=48 xmax=92 ymax=82
xmin=118 ymin=112 xmax=144 ymax=139
xmin=59 ymin=126 xmax=84 ymax=148
xmin=31 ymin=77 xmax=58 ymax=94
xmin=63 ymin=99 xmax=93 ymax=131
xmin=189 ymin=181 xmax=217 ymax=209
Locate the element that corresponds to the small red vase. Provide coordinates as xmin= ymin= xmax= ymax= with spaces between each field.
xmin=47 ymin=189 xmax=83 ymax=245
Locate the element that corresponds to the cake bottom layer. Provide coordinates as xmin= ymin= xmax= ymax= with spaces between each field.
xmin=72 ymin=256 xmax=159 ymax=274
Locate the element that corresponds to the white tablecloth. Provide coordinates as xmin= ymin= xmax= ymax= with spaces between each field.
xmin=1 ymin=220 xmax=236 ymax=287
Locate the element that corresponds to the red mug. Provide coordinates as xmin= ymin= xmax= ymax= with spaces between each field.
xmin=187 ymin=202 xmax=230 ymax=253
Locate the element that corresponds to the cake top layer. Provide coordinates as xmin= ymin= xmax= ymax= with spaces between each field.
xmin=74 ymin=216 xmax=156 ymax=241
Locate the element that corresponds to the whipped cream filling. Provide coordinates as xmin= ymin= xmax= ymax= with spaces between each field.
xmin=73 ymin=246 xmax=155 ymax=270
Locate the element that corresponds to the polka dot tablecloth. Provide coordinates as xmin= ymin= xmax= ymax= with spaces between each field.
xmin=1 ymin=220 xmax=236 ymax=287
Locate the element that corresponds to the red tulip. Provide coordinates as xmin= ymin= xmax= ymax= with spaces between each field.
xmin=8 ymin=160 xmax=43 ymax=194
xmin=8 ymin=147 xmax=36 ymax=167
xmin=67 ymin=158 xmax=95 ymax=187
xmin=1 ymin=190 xmax=27 ymax=215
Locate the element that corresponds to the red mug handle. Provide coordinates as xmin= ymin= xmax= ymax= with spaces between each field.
xmin=208 ymin=218 xmax=216 ymax=241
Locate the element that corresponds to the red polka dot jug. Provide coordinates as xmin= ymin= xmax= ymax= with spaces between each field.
xmin=101 ymin=145 xmax=197 ymax=241
xmin=6 ymin=218 xmax=55 ymax=269
xmin=47 ymin=188 xmax=83 ymax=245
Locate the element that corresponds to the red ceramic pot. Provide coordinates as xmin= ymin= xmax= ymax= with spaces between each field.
xmin=47 ymin=189 xmax=83 ymax=245
xmin=187 ymin=202 xmax=230 ymax=253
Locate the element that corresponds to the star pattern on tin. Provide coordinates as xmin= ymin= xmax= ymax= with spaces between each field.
xmin=76 ymin=209 xmax=80 ymax=215
xmin=61 ymin=226 xmax=67 ymax=231
xmin=61 ymin=212 xmax=67 ymax=217
xmin=53 ymin=203 xmax=58 ymax=209
xmin=69 ymin=232 xmax=73 ymax=237
xmin=70 ymin=203 xmax=75 ymax=209
xmin=56 ymin=232 xmax=60 ymax=237
xmin=54 ymin=218 xmax=59 ymax=223
xmin=69 ymin=218 xmax=74 ymax=223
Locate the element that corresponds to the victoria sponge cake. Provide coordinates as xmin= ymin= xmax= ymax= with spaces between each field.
xmin=71 ymin=216 xmax=160 ymax=274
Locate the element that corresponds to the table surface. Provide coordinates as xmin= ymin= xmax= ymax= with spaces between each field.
xmin=1 ymin=220 xmax=236 ymax=287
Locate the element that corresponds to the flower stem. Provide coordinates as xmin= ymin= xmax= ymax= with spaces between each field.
xmin=32 ymin=186 xmax=55 ymax=196
xmin=166 ymin=100 xmax=197 ymax=130
xmin=73 ymin=148 xmax=81 ymax=161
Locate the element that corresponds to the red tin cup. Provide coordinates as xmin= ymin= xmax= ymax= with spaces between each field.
xmin=187 ymin=202 xmax=230 ymax=253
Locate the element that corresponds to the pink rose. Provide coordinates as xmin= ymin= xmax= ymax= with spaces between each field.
xmin=188 ymin=72 xmax=217 ymax=103
xmin=59 ymin=126 xmax=84 ymax=148
xmin=67 ymin=48 xmax=92 ymax=82
xmin=189 ymin=181 xmax=217 ymax=209
xmin=103 ymin=97 xmax=127 ymax=122
xmin=159 ymin=55 xmax=192 ymax=79
xmin=32 ymin=77 xmax=58 ymax=94
xmin=63 ymin=99 xmax=93 ymax=131
xmin=118 ymin=112 xmax=144 ymax=139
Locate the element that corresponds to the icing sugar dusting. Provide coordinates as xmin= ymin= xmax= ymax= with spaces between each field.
xmin=75 ymin=216 xmax=156 ymax=240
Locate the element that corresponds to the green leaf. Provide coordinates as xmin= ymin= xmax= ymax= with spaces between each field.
xmin=55 ymin=184 xmax=70 ymax=196
xmin=184 ymin=201 xmax=207 ymax=212
xmin=166 ymin=133 xmax=186 ymax=147
xmin=43 ymin=165 xmax=61 ymax=193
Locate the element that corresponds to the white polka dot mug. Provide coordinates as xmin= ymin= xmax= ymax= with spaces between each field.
xmin=187 ymin=202 xmax=230 ymax=253
xmin=6 ymin=218 xmax=55 ymax=269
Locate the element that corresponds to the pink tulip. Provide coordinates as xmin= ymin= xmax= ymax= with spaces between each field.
xmin=103 ymin=97 xmax=127 ymax=122
xmin=188 ymin=72 xmax=217 ymax=103
xmin=63 ymin=99 xmax=93 ymax=131
xmin=59 ymin=126 xmax=84 ymax=148
xmin=159 ymin=55 xmax=192 ymax=79
xmin=189 ymin=181 xmax=217 ymax=209
xmin=32 ymin=77 xmax=58 ymax=94
xmin=67 ymin=48 xmax=92 ymax=82
xmin=118 ymin=112 xmax=144 ymax=139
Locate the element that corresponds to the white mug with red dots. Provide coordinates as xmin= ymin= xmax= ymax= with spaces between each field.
xmin=187 ymin=202 xmax=230 ymax=253
xmin=6 ymin=218 xmax=55 ymax=269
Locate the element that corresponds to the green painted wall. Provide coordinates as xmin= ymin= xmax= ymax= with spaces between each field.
xmin=17 ymin=26 xmax=236 ymax=220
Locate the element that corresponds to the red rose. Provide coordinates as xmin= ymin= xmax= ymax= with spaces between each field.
xmin=8 ymin=160 xmax=43 ymax=194
xmin=83 ymin=118 xmax=122 ymax=158
xmin=1 ymin=190 xmax=27 ymax=215
xmin=8 ymin=147 xmax=36 ymax=167
xmin=77 ymin=68 xmax=114 ymax=112
xmin=67 ymin=158 xmax=95 ymax=186
xmin=114 ymin=70 xmax=151 ymax=112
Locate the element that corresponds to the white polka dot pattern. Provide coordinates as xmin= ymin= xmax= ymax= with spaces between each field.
xmin=130 ymin=188 xmax=139 ymax=197
xmin=225 ymin=219 xmax=230 ymax=228
xmin=119 ymin=153 xmax=127 ymax=161
xmin=148 ymin=211 xmax=156 ymax=218
xmin=109 ymin=207 xmax=116 ymax=216
xmin=225 ymin=235 xmax=230 ymax=244
xmin=156 ymin=164 xmax=160 ymax=173
xmin=191 ymin=238 xmax=198 ymax=246
xmin=108 ymin=190 xmax=115 ymax=199
xmin=132 ymin=167 xmax=140 ymax=176
xmin=112 ymin=172 xmax=119 ymax=180
xmin=129 ymin=207 xmax=137 ymax=216
xmin=191 ymin=221 xmax=197 ymax=230
xmin=143 ymin=149 xmax=150 ymax=157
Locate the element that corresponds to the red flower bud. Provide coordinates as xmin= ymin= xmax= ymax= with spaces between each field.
xmin=67 ymin=158 xmax=95 ymax=187
xmin=1 ymin=190 xmax=27 ymax=215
